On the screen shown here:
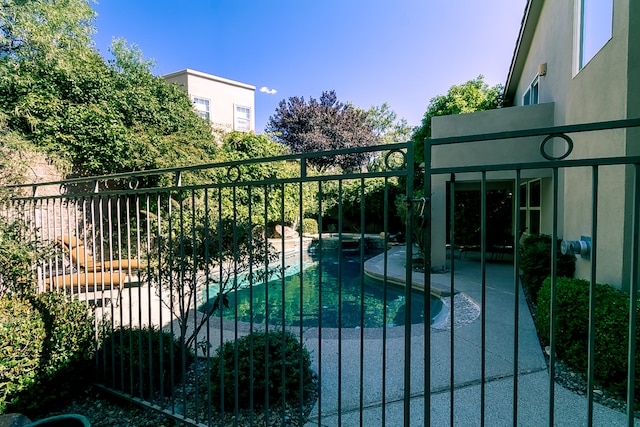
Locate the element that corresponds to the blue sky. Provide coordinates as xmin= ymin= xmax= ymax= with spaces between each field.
xmin=91 ymin=0 xmax=527 ymax=133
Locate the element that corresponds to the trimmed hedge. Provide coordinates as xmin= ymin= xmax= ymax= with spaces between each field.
xmin=520 ymin=234 xmax=575 ymax=300
xmin=536 ymin=277 xmax=640 ymax=400
xmin=210 ymin=330 xmax=315 ymax=410
xmin=0 ymin=293 xmax=96 ymax=414
xmin=100 ymin=326 xmax=193 ymax=399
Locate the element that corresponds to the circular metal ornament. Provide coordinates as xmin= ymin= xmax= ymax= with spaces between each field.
xmin=540 ymin=133 xmax=574 ymax=160
xmin=128 ymin=176 xmax=140 ymax=190
xmin=227 ymin=165 xmax=241 ymax=182
xmin=384 ymin=149 xmax=407 ymax=170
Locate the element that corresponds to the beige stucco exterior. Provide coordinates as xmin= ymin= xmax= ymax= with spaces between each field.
xmin=163 ymin=69 xmax=256 ymax=133
xmin=429 ymin=0 xmax=639 ymax=289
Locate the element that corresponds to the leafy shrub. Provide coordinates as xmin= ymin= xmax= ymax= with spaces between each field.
xmin=299 ymin=218 xmax=318 ymax=235
xmin=0 ymin=293 xmax=96 ymax=414
xmin=520 ymin=234 xmax=575 ymax=300
xmin=0 ymin=216 xmax=53 ymax=298
xmin=100 ymin=326 xmax=193 ymax=399
xmin=210 ymin=331 xmax=315 ymax=410
xmin=0 ymin=297 xmax=45 ymax=414
xmin=537 ymin=277 xmax=640 ymax=400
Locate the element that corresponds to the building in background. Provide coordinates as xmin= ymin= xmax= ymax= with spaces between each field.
xmin=163 ymin=69 xmax=256 ymax=133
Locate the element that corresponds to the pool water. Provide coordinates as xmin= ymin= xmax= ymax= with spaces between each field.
xmin=203 ymin=246 xmax=443 ymax=329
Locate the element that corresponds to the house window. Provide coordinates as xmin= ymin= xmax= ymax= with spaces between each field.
xmin=193 ymin=97 xmax=210 ymax=121
xmin=234 ymin=105 xmax=251 ymax=131
xmin=520 ymin=179 xmax=541 ymax=235
xmin=523 ymin=76 xmax=539 ymax=106
xmin=577 ymin=0 xmax=613 ymax=70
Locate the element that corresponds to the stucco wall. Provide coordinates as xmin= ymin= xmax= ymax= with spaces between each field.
xmin=429 ymin=103 xmax=555 ymax=270
xmin=164 ymin=70 xmax=256 ymax=132
xmin=505 ymin=0 xmax=632 ymax=288
xmin=562 ymin=1 xmax=629 ymax=288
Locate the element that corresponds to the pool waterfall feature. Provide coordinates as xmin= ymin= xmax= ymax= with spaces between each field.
xmin=200 ymin=235 xmax=444 ymax=329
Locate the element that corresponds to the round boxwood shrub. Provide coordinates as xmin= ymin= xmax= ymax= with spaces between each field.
xmin=520 ymin=234 xmax=575 ymax=301
xmin=210 ymin=330 xmax=315 ymax=410
xmin=536 ymin=277 xmax=640 ymax=400
xmin=0 ymin=297 xmax=45 ymax=414
xmin=0 ymin=293 xmax=96 ymax=414
xmin=100 ymin=326 xmax=193 ymax=399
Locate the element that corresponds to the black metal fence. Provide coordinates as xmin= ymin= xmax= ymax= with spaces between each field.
xmin=2 ymin=118 xmax=640 ymax=425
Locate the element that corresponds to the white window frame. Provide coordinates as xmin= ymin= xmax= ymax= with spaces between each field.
xmin=574 ymin=0 xmax=613 ymax=73
xmin=520 ymin=179 xmax=541 ymax=236
xmin=234 ymin=105 xmax=252 ymax=132
xmin=522 ymin=75 xmax=539 ymax=106
xmin=193 ymin=96 xmax=210 ymax=121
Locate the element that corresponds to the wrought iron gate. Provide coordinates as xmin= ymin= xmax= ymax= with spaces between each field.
xmin=2 ymin=117 xmax=640 ymax=426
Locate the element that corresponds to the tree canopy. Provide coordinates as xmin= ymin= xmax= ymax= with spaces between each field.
xmin=364 ymin=102 xmax=413 ymax=145
xmin=266 ymin=90 xmax=380 ymax=172
xmin=412 ymin=75 xmax=503 ymax=161
xmin=0 ymin=0 xmax=218 ymax=177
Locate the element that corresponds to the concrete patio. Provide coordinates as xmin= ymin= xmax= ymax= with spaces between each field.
xmin=108 ymin=244 xmax=638 ymax=426
xmin=301 ymin=245 xmax=638 ymax=426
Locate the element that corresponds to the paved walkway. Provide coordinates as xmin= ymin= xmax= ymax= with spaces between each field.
xmin=303 ymin=245 xmax=638 ymax=426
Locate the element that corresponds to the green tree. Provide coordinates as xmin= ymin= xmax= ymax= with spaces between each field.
xmin=0 ymin=1 xmax=218 ymax=177
xmin=214 ymin=131 xmax=308 ymax=228
xmin=365 ymin=102 xmax=413 ymax=145
xmin=266 ymin=91 xmax=380 ymax=172
xmin=412 ymin=75 xmax=502 ymax=162
xmin=360 ymin=102 xmax=413 ymax=172
xmin=146 ymin=201 xmax=279 ymax=351
xmin=0 ymin=0 xmax=95 ymax=62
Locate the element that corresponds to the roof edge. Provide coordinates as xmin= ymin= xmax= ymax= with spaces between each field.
xmin=163 ymin=68 xmax=256 ymax=91
xmin=504 ymin=0 xmax=544 ymax=106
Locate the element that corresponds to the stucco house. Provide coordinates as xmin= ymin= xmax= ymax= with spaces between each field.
xmin=429 ymin=0 xmax=638 ymax=290
xmin=163 ymin=69 xmax=256 ymax=133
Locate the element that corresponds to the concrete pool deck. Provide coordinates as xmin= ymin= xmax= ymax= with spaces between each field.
xmin=303 ymin=245 xmax=638 ymax=426
xmin=109 ymin=244 xmax=637 ymax=426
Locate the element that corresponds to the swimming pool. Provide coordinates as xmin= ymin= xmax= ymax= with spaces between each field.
xmin=201 ymin=244 xmax=443 ymax=328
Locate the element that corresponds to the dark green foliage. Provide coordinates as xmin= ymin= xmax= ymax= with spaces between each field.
xmin=0 ymin=293 xmax=96 ymax=414
xmin=100 ymin=326 xmax=193 ymax=399
xmin=266 ymin=90 xmax=380 ymax=172
xmin=536 ymin=277 xmax=640 ymax=400
xmin=519 ymin=234 xmax=575 ymax=300
xmin=300 ymin=218 xmax=319 ymax=235
xmin=210 ymin=331 xmax=315 ymax=410
xmin=411 ymin=76 xmax=503 ymax=173
xmin=29 ymin=293 xmax=96 ymax=380
xmin=325 ymin=178 xmax=403 ymax=234
xmin=412 ymin=75 xmax=503 ymax=141
xmin=0 ymin=297 xmax=45 ymax=414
